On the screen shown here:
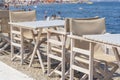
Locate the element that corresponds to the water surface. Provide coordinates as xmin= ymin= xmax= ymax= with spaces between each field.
xmin=10 ymin=2 xmax=120 ymax=33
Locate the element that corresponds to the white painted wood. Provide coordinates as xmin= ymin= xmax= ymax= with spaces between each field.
xmin=48 ymin=63 xmax=61 ymax=76
xmin=61 ymin=35 xmax=66 ymax=80
xmin=46 ymin=21 xmax=67 ymax=80
xmin=83 ymin=34 xmax=120 ymax=47
xmin=83 ymin=34 xmax=120 ymax=79
xmin=83 ymin=34 xmax=120 ymax=68
xmin=20 ymin=27 xmax=24 ymax=64
xmin=0 ymin=43 xmax=9 ymax=51
xmin=9 ymin=20 xmax=65 ymax=29
xmin=73 ymin=47 xmax=90 ymax=56
xmin=54 ymin=70 xmax=62 ymax=75
xmin=89 ymin=42 xmax=94 ymax=80
xmin=29 ymin=29 xmax=42 ymax=67
xmin=70 ymin=39 xmax=75 ymax=80
xmin=37 ymin=49 xmax=45 ymax=73
xmin=70 ymin=35 xmax=94 ymax=80
xmin=13 ymin=36 xmax=21 ymax=41
xmin=112 ymin=47 xmax=120 ymax=68
xmin=47 ymin=31 xmax=51 ymax=75
xmin=48 ymin=54 xmax=62 ymax=61
xmin=11 ymin=25 xmax=14 ymax=59
xmin=10 ymin=20 xmax=65 ymax=75
xmin=11 ymin=30 xmax=21 ymax=35
xmin=48 ymin=39 xmax=63 ymax=45
xmin=11 ymin=42 xmax=21 ymax=47
xmin=75 ymin=56 xmax=89 ymax=64
xmin=48 ymin=29 xmax=67 ymax=35
xmin=71 ymin=65 xmax=89 ymax=74
xmin=51 ymin=47 xmax=62 ymax=53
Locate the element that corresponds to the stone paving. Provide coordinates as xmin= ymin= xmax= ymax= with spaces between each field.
xmin=0 ymin=61 xmax=34 ymax=80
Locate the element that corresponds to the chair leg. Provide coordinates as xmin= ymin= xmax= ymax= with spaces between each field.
xmin=20 ymin=28 xmax=24 ymax=65
xmin=110 ymin=63 xmax=119 ymax=75
xmin=49 ymin=63 xmax=62 ymax=76
xmin=11 ymin=44 xmax=14 ymax=60
xmin=89 ymin=43 xmax=94 ymax=80
xmin=61 ymin=55 xmax=65 ymax=80
xmin=37 ymin=49 xmax=45 ymax=74
xmin=0 ymin=41 xmax=6 ymax=48
xmin=47 ymin=56 xmax=51 ymax=76
xmin=0 ymin=43 xmax=9 ymax=51
xmin=70 ymin=52 xmax=75 ymax=80
xmin=61 ymin=36 xmax=66 ymax=80
xmin=80 ymin=74 xmax=87 ymax=80
xmin=70 ymin=38 xmax=75 ymax=80
xmin=47 ymin=31 xmax=51 ymax=76
xmin=95 ymin=61 xmax=119 ymax=80
xmin=103 ymin=63 xmax=119 ymax=80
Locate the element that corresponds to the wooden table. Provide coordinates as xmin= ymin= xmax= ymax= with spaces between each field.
xmin=83 ymin=34 xmax=120 ymax=68
xmin=9 ymin=20 xmax=65 ymax=73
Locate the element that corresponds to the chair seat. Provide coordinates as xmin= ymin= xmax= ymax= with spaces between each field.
xmin=23 ymin=31 xmax=36 ymax=39
xmin=94 ymin=53 xmax=116 ymax=62
xmin=23 ymin=31 xmax=47 ymax=39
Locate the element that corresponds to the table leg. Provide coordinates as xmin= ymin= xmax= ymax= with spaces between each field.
xmin=20 ymin=27 xmax=24 ymax=64
xmin=10 ymin=26 xmax=14 ymax=59
xmin=29 ymin=29 xmax=42 ymax=67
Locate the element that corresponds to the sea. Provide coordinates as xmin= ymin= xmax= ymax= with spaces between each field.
xmin=10 ymin=2 xmax=120 ymax=34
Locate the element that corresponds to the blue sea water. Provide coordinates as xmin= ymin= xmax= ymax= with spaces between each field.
xmin=10 ymin=2 xmax=120 ymax=34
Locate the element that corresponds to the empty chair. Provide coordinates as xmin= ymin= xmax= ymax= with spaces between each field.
xmin=69 ymin=18 xmax=118 ymax=80
xmin=0 ymin=10 xmax=10 ymax=54
xmin=47 ymin=18 xmax=70 ymax=80
xmin=9 ymin=10 xmax=37 ymax=64
xmin=47 ymin=17 xmax=100 ymax=80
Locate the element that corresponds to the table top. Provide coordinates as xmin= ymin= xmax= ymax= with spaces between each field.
xmin=9 ymin=20 xmax=65 ymax=29
xmin=83 ymin=34 xmax=120 ymax=47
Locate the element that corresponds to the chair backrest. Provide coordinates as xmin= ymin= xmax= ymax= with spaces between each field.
xmin=9 ymin=10 xmax=36 ymax=22
xmin=0 ymin=10 xmax=9 ymax=18
xmin=70 ymin=18 xmax=106 ymax=36
xmin=64 ymin=17 xmax=100 ymax=49
xmin=9 ymin=10 xmax=36 ymax=39
xmin=64 ymin=16 xmax=100 ymax=34
xmin=70 ymin=18 xmax=106 ymax=50
xmin=0 ymin=10 xmax=10 ymax=33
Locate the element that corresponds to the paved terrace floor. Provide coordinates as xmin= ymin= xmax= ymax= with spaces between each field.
xmin=0 ymin=61 xmax=34 ymax=80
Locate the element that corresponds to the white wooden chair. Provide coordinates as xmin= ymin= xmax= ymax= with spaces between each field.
xmin=47 ymin=17 xmax=100 ymax=80
xmin=47 ymin=18 xmax=70 ymax=80
xmin=9 ymin=10 xmax=37 ymax=64
xmin=0 ymin=10 xmax=10 ymax=54
xmin=69 ymin=18 xmax=119 ymax=80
